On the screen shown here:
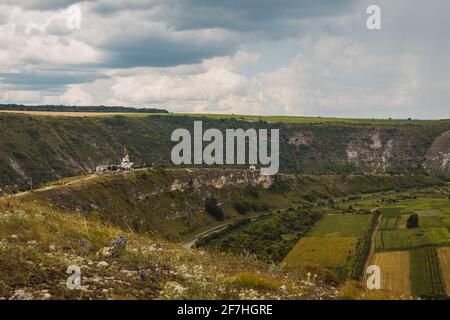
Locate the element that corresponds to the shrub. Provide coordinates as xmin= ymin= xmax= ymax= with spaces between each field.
xmin=233 ymin=201 xmax=250 ymax=215
xmin=245 ymin=187 xmax=260 ymax=199
xmin=269 ymin=176 xmax=292 ymax=193
xmin=234 ymin=271 xmax=281 ymax=291
xmin=407 ymin=214 xmax=419 ymax=228
xmin=205 ymin=197 xmax=225 ymax=220
xmin=250 ymin=202 xmax=269 ymax=212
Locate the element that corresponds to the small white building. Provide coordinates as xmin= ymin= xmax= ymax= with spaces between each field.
xmin=120 ymin=148 xmax=134 ymax=171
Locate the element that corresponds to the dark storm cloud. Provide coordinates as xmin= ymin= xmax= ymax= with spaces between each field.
xmin=164 ymin=0 xmax=357 ymax=33
xmin=90 ymin=0 xmax=357 ymax=36
xmin=90 ymin=0 xmax=161 ymax=16
xmin=99 ymin=34 xmax=237 ymax=68
xmin=0 ymin=71 xmax=104 ymax=91
xmin=3 ymin=0 xmax=87 ymax=10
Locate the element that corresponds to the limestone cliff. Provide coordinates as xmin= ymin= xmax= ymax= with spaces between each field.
xmin=423 ymin=130 xmax=450 ymax=179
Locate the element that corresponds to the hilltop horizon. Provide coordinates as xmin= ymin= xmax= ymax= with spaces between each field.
xmin=0 ymin=103 xmax=449 ymax=121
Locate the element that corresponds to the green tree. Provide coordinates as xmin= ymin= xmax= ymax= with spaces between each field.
xmin=205 ymin=197 xmax=225 ymax=220
xmin=407 ymin=214 xmax=419 ymax=228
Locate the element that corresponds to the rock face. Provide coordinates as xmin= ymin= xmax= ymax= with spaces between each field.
xmin=423 ymin=130 xmax=450 ymax=180
xmin=287 ymin=130 xmax=314 ymax=146
xmin=344 ymin=129 xmax=427 ymax=173
xmin=285 ymin=126 xmax=432 ymax=174
xmin=170 ymin=170 xmax=273 ymax=192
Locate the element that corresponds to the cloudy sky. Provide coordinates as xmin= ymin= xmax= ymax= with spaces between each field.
xmin=0 ymin=0 xmax=449 ymax=118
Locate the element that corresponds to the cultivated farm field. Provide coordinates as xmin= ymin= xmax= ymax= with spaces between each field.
xmin=410 ymin=247 xmax=445 ymax=297
xmin=283 ymin=213 xmax=373 ymax=278
xmin=380 ymin=217 xmax=398 ymax=230
xmin=379 ymin=207 xmax=402 ymax=218
xmin=283 ymin=237 xmax=359 ymax=270
xmin=419 ymin=216 xmax=446 ymax=228
xmin=307 ymin=214 xmax=371 ymax=238
xmin=371 ymin=190 xmax=450 ymax=297
xmin=375 ymin=227 xmax=450 ymax=251
xmin=371 ymin=251 xmax=411 ymax=296
xmin=437 ymin=247 xmax=450 ymax=295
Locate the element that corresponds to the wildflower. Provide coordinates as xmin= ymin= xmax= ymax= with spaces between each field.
xmin=111 ymin=235 xmax=127 ymax=249
xmin=159 ymin=281 xmax=187 ymax=299
xmin=139 ymin=270 xmax=147 ymax=281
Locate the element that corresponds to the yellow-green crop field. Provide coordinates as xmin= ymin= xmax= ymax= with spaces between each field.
xmin=283 ymin=237 xmax=358 ymax=270
xmin=371 ymin=251 xmax=411 ymax=296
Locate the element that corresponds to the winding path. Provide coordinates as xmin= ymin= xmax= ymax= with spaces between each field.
xmin=10 ymin=174 xmax=96 ymax=198
xmin=183 ymin=208 xmax=290 ymax=249
xmin=362 ymin=212 xmax=382 ymax=282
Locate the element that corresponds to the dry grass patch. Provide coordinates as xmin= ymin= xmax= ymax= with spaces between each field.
xmin=339 ymin=280 xmax=409 ymax=300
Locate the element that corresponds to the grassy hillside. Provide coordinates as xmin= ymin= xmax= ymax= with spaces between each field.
xmin=1 ymin=113 xmax=449 ymax=193
xmin=0 ymin=196 xmax=342 ymax=300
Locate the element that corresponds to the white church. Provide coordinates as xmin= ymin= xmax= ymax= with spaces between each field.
xmin=96 ymin=148 xmax=134 ymax=176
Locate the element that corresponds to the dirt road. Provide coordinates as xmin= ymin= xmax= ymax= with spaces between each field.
xmin=362 ymin=213 xmax=382 ymax=282
xmin=11 ymin=174 xmax=96 ymax=198
xmin=183 ymin=208 xmax=290 ymax=249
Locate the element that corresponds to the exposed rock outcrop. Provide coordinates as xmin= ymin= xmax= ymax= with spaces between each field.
xmin=423 ymin=130 xmax=450 ymax=179
xmin=345 ymin=129 xmax=427 ymax=173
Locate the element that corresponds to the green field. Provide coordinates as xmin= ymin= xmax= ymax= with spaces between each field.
xmin=375 ymin=228 xmax=450 ymax=251
xmin=415 ymin=209 xmax=443 ymax=216
xmin=307 ymin=214 xmax=372 ymax=238
xmin=171 ymin=113 xmax=450 ymax=126
xmin=379 ymin=207 xmax=402 ymax=218
xmin=419 ymin=216 xmax=446 ymax=228
xmin=380 ymin=217 xmax=398 ymax=230
xmin=410 ymin=247 xmax=446 ymax=297
xmin=442 ymin=216 xmax=450 ymax=228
